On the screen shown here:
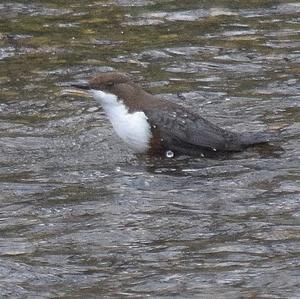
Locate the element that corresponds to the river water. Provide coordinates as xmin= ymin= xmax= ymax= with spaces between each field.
xmin=0 ymin=1 xmax=299 ymax=298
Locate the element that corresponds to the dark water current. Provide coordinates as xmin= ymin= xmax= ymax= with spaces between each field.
xmin=0 ymin=1 xmax=300 ymax=298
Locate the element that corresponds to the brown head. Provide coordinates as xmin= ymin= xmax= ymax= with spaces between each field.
xmin=89 ymin=72 xmax=132 ymax=92
xmin=71 ymin=72 xmax=131 ymax=93
xmin=71 ymin=72 xmax=160 ymax=111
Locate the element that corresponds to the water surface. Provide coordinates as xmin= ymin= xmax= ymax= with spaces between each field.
xmin=0 ymin=0 xmax=299 ymax=297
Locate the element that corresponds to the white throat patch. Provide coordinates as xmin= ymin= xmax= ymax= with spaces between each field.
xmin=90 ymin=89 xmax=151 ymax=153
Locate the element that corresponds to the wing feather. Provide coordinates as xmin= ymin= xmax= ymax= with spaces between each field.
xmin=145 ymin=105 xmax=241 ymax=152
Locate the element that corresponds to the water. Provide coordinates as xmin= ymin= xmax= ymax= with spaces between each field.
xmin=0 ymin=0 xmax=299 ymax=297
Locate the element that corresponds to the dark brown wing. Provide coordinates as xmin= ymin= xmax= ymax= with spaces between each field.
xmin=144 ymin=105 xmax=242 ymax=153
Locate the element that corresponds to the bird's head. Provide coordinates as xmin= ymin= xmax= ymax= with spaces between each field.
xmin=71 ymin=72 xmax=156 ymax=111
xmin=71 ymin=72 xmax=130 ymax=92
xmin=71 ymin=72 xmax=137 ymax=106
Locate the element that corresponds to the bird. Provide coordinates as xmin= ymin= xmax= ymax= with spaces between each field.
xmin=71 ymin=72 xmax=279 ymax=157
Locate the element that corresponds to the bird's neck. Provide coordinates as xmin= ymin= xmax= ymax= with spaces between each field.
xmin=91 ymin=90 xmax=118 ymax=108
xmin=111 ymin=82 xmax=157 ymax=112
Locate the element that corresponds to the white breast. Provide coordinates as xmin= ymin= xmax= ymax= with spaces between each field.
xmin=90 ymin=90 xmax=151 ymax=153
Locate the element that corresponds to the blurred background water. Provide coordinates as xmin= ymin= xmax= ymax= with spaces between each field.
xmin=0 ymin=0 xmax=299 ymax=297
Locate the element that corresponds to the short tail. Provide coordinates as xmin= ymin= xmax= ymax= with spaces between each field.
xmin=239 ymin=131 xmax=280 ymax=148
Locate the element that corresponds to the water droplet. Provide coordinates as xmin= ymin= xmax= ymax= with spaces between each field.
xmin=183 ymin=113 xmax=188 ymax=117
xmin=152 ymin=124 xmax=157 ymax=129
xmin=166 ymin=150 xmax=174 ymax=158
xmin=181 ymin=119 xmax=186 ymax=124
xmin=225 ymin=97 xmax=231 ymax=101
xmin=200 ymin=153 xmax=205 ymax=158
xmin=160 ymin=138 xmax=164 ymax=142
xmin=212 ymin=148 xmax=217 ymax=152
xmin=172 ymin=112 xmax=177 ymax=117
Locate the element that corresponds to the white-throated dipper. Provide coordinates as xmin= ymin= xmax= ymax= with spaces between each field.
xmin=71 ymin=72 xmax=278 ymax=157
